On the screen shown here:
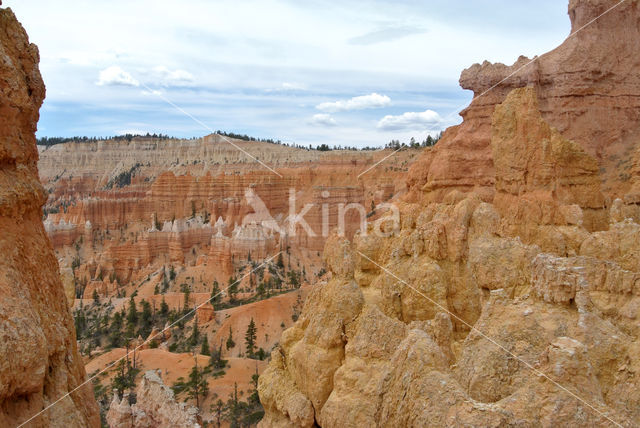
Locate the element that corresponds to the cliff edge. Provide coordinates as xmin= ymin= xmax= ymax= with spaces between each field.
xmin=0 ymin=7 xmax=99 ymax=427
xmin=258 ymin=1 xmax=640 ymax=426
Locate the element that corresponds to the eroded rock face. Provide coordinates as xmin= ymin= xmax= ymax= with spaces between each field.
xmin=0 ymin=7 xmax=99 ymax=427
xmin=407 ymin=0 xmax=640 ymax=202
xmin=258 ymin=2 xmax=640 ymax=426
xmin=106 ymin=371 xmax=200 ymax=428
xmin=260 ymin=197 xmax=640 ymax=426
xmin=491 ymin=87 xmax=608 ymax=249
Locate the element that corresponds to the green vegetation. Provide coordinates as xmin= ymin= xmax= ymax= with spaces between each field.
xmin=172 ymin=360 xmax=210 ymax=408
xmin=105 ymin=163 xmax=142 ymax=189
xmin=386 ymin=132 xmax=442 ymax=150
xmin=244 ymin=318 xmax=257 ymax=358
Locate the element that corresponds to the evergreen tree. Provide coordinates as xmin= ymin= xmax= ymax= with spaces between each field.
xmin=92 ymin=289 xmax=99 ymax=305
xmin=108 ymin=311 xmax=123 ymax=348
xmin=183 ymin=287 xmax=191 ymax=312
xmin=228 ymin=276 xmax=238 ymax=303
xmin=201 ymin=334 xmax=210 ymax=356
xmin=226 ymin=326 xmax=235 ymax=350
xmin=126 ymin=297 xmax=138 ymax=338
xmin=172 ymin=362 xmax=209 ymax=409
xmin=276 ymin=252 xmax=284 ymax=269
xmin=244 ymin=318 xmax=257 ymax=358
xmin=211 ymin=280 xmax=220 ymax=305
xmin=139 ymin=299 xmax=152 ymax=338
xmin=189 ymin=320 xmax=200 ymax=348
xmin=111 ymin=359 xmax=138 ymax=396
xmin=210 ymin=342 xmax=227 ymax=371
xmin=160 ymin=297 xmax=169 ymax=318
xmin=225 ymin=383 xmax=240 ymax=428
xmin=211 ymin=399 xmax=224 ymax=428
xmin=241 ymin=367 xmax=265 ymax=425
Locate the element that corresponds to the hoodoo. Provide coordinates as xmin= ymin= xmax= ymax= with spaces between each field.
xmin=258 ymin=0 xmax=640 ymax=426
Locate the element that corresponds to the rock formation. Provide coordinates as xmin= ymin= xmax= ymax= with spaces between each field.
xmin=106 ymin=371 xmax=200 ymax=428
xmin=0 ymin=6 xmax=99 ymax=427
xmin=407 ymin=0 xmax=640 ymax=202
xmin=258 ymin=1 xmax=640 ymax=426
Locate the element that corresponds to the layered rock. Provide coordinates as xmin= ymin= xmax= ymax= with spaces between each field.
xmin=260 ymin=199 xmax=640 ymax=426
xmin=407 ymin=0 xmax=640 ymax=202
xmin=0 ymin=6 xmax=99 ymax=427
xmin=258 ymin=2 xmax=640 ymax=426
xmin=106 ymin=370 xmax=200 ymax=428
xmin=491 ymin=87 xmax=608 ymax=250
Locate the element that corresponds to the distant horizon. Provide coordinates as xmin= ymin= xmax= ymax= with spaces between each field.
xmin=36 ymin=130 xmax=441 ymax=151
xmin=8 ymin=0 xmax=569 ymax=147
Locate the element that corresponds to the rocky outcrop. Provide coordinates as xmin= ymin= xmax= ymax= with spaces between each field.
xmin=258 ymin=2 xmax=640 ymax=426
xmin=491 ymin=87 xmax=608 ymax=249
xmin=407 ymin=0 xmax=640 ymax=202
xmin=0 ymin=6 xmax=99 ymax=427
xmin=260 ymin=199 xmax=640 ymax=426
xmin=106 ymin=370 xmax=200 ymax=428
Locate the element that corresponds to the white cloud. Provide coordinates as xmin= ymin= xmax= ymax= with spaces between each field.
xmin=348 ymin=25 xmax=427 ymax=46
xmin=377 ymin=110 xmax=443 ymax=131
xmin=152 ymin=66 xmax=194 ymax=87
xmin=281 ymin=82 xmax=306 ymax=90
xmin=311 ymin=113 xmax=337 ymax=126
xmin=96 ymin=66 xmax=139 ymax=87
xmin=316 ymin=93 xmax=391 ymax=113
xmin=117 ymin=129 xmax=147 ymax=135
xmin=265 ymin=82 xmax=307 ymax=93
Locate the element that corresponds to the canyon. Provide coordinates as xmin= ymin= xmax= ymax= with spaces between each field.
xmin=34 ymin=70 xmax=416 ymax=425
xmin=258 ymin=0 xmax=640 ymax=427
xmin=38 ymin=136 xmax=415 ymax=424
xmin=2 ymin=0 xmax=640 ymax=427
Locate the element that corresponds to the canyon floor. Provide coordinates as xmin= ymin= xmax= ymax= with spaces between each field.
xmin=38 ymin=134 xmax=420 ymax=425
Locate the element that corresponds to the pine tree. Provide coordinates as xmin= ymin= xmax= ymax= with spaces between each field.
xmin=92 ymin=289 xmax=99 ymax=305
xmin=226 ymin=326 xmax=235 ymax=350
xmin=210 ymin=342 xmax=227 ymax=371
xmin=276 ymin=252 xmax=284 ymax=269
xmin=201 ymin=334 xmax=210 ymax=356
xmin=108 ymin=311 xmax=123 ymax=348
xmin=139 ymin=299 xmax=152 ymax=338
xmin=212 ymin=398 xmax=224 ymax=428
xmin=211 ymin=280 xmax=220 ymax=305
xmin=111 ymin=359 xmax=138 ymax=396
xmin=172 ymin=361 xmax=209 ymax=409
xmin=225 ymin=383 xmax=240 ymax=428
xmin=160 ymin=297 xmax=169 ymax=318
xmin=245 ymin=318 xmax=257 ymax=358
xmin=189 ymin=319 xmax=200 ymax=347
xmin=126 ymin=296 xmax=138 ymax=338
xmin=228 ymin=276 xmax=238 ymax=303
xmin=183 ymin=287 xmax=191 ymax=312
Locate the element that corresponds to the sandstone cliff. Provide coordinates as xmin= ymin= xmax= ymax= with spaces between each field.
xmin=407 ymin=0 xmax=640 ymax=202
xmin=259 ymin=89 xmax=640 ymax=427
xmin=257 ymin=2 xmax=640 ymax=425
xmin=0 ymin=6 xmax=99 ymax=427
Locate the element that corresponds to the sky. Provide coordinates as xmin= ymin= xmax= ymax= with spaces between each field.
xmin=6 ymin=0 xmax=570 ymax=148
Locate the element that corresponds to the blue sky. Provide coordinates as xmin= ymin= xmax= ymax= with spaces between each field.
xmin=7 ymin=0 xmax=569 ymax=147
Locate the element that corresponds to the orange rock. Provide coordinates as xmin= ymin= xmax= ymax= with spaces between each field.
xmin=408 ymin=0 xmax=640 ymax=203
xmin=0 ymin=7 xmax=99 ymax=427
